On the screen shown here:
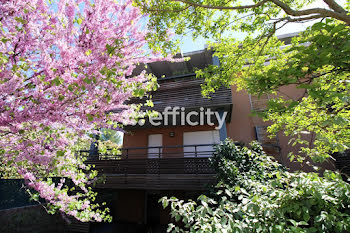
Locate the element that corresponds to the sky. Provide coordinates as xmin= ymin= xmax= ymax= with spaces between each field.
xmin=178 ymin=0 xmax=345 ymax=53
xmin=178 ymin=21 xmax=314 ymax=53
xmin=178 ymin=23 xmax=313 ymax=53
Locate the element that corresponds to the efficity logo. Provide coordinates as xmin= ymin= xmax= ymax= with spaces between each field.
xmin=133 ymin=106 xmax=228 ymax=129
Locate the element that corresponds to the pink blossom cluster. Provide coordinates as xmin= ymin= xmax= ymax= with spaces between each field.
xmin=0 ymin=0 xmax=169 ymax=221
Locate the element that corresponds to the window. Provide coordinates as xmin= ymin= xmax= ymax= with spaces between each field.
xmin=148 ymin=134 xmax=163 ymax=158
xmin=254 ymin=126 xmax=278 ymax=145
xmin=249 ymin=94 xmax=270 ymax=111
xmin=183 ymin=130 xmax=220 ymax=157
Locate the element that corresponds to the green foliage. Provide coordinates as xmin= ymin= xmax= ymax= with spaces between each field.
xmin=98 ymin=128 xmax=123 ymax=157
xmin=211 ymin=140 xmax=285 ymax=187
xmin=100 ymin=128 xmax=123 ymax=145
xmin=216 ymin=20 xmax=350 ymax=163
xmin=136 ymin=0 xmax=350 ymax=163
xmin=162 ymin=140 xmax=350 ymax=233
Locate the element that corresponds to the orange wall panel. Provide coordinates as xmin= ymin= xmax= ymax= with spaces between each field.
xmin=123 ymin=125 xmax=216 ymax=158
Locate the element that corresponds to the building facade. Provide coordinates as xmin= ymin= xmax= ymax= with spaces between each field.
xmin=86 ymin=34 xmax=333 ymax=232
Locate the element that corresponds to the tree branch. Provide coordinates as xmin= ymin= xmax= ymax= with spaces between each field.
xmin=172 ymin=0 xmax=269 ymax=10
xmin=169 ymin=0 xmax=350 ymax=25
xmin=270 ymin=0 xmax=350 ymax=25
xmin=283 ymin=15 xmax=325 ymax=23
xmin=322 ymin=0 xmax=348 ymax=14
xmin=140 ymin=3 xmax=190 ymax=13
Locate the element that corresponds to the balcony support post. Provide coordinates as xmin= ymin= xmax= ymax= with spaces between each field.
xmin=124 ymin=148 xmax=129 ymax=182
xmin=194 ymin=145 xmax=198 ymax=174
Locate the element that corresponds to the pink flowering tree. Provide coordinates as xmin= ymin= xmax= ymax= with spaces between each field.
xmin=0 ymin=0 xmax=169 ymax=222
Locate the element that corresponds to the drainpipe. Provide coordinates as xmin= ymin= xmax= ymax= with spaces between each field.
xmin=218 ymin=109 xmax=227 ymax=142
xmin=212 ymin=55 xmax=226 ymax=142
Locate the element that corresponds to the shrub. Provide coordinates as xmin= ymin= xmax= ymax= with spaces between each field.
xmin=161 ymin=140 xmax=350 ymax=233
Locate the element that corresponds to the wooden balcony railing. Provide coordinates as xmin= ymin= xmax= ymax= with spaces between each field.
xmin=82 ymin=144 xmax=217 ymax=175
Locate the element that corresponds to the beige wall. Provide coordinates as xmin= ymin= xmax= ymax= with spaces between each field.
xmin=226 ymin=86 xmax=304 ymax=169
xmin=226 ymin=85 xmax=334 ymax=171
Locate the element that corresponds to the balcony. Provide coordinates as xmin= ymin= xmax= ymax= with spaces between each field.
xmin=83 ymin=144 xmax=217 ymax=190
xmin=125 ymin=75 xmax=232 ymax=129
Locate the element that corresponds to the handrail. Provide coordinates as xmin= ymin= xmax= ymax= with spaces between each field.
xmin=119 ymin=143 xmax=217 ymax=151
xmin=79 ymin=144 xmax=217 ymax=152
xmin=80 ymin=143 xmax=218 ymax=160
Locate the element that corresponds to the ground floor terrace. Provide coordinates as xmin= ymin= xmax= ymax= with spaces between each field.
xmin=81 ymin=142 xmax=218 ymax=232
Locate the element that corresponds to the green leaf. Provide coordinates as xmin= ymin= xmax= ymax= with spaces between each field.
xmin=87 ymin=114 xmax=94 ymax=121
xmin=15 ymin=17 xmax=28 ymax=24
xmin=85 ymin=49 xmax=92 ymax=56
xmin=77 ymin=18 xmax=83 ymax=25
xmin=162 ymin=199 xmax=169 ymax=209
xmin=57 ymin=150 xmax=65 ymax=157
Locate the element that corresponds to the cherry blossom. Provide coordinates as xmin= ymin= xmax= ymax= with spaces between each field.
xmin=0 ymin=0 xmax=169 ymax=221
